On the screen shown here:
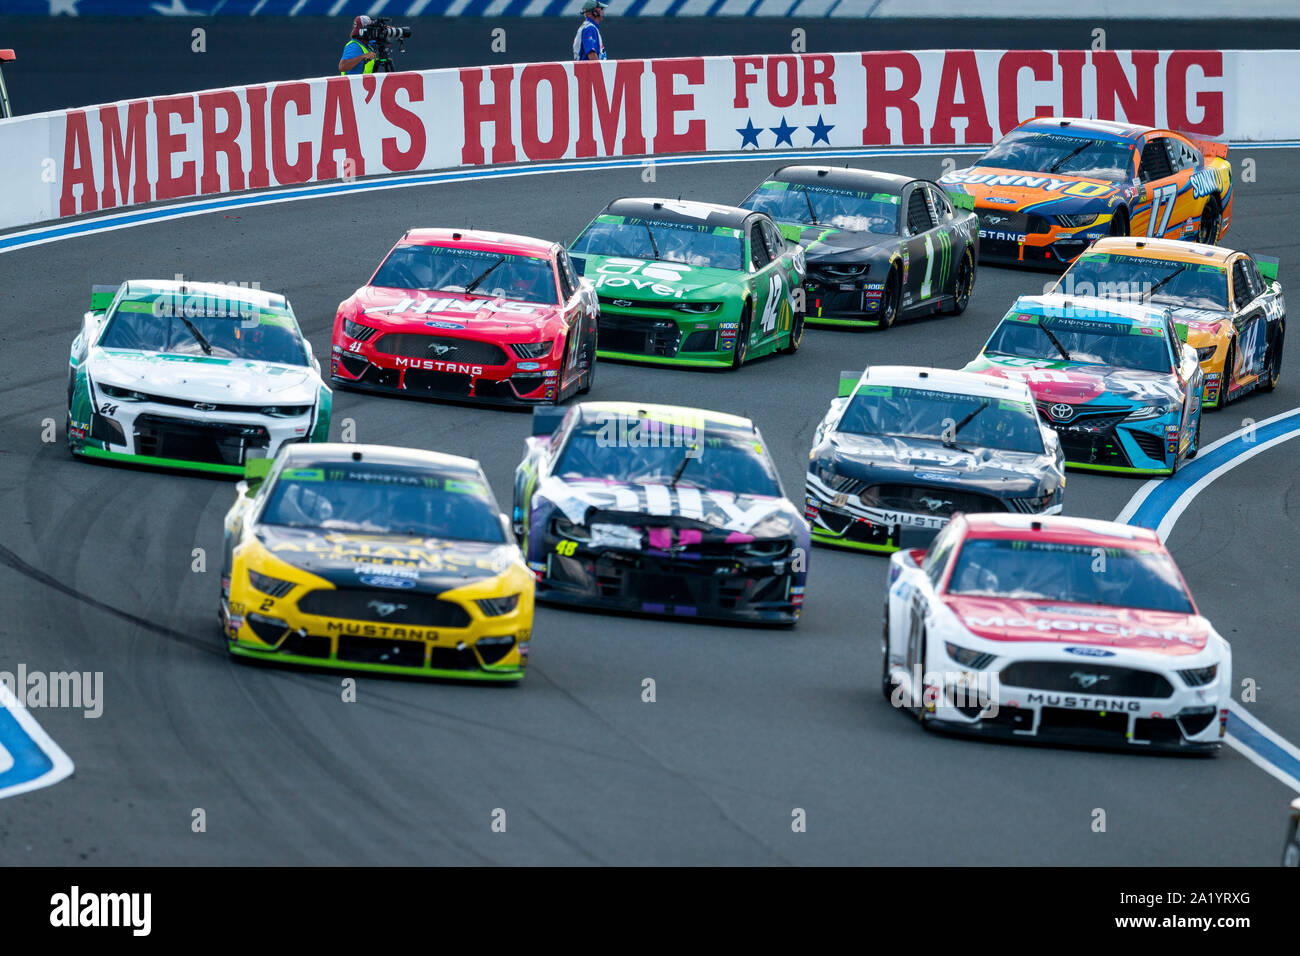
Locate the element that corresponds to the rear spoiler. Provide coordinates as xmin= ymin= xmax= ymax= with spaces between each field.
xmin=943 ymin=188 xmax=975 ymax=212
xmin=1191 ymin=138 xmax=1229 ymax=160
xmin=531 ymin=405 xmax=568 ymax=437
xmin=90 ymin=284 xmax=119 ymax=312
xmin=838 ymin=369 xmax=865 ymax=398
xmin=1256 ymin=254 xmax=1280 ymax=283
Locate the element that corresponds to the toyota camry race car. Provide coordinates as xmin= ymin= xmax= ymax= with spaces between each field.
xmin=221 ymin=443 xmax=533 ymax=681
xmin=1050 ymin=237 xmax=1285 ymax=408
xmin=740 ymin=165 xmax=978 ymax=327
xmin=941 ymin=117 xmax=1232 ymax=268
xmin=569 ymin=198 xmax=806 ymax=367
xmin=965 ymin=295 xmax=1203 ymax=475
xmin=68 ymin=280 xmax=330 ymax=475
xmin=806 ymin=367 xmax=1065 ymax=553
xmin=331 ymin=229 xmax=598 ymax=405
xmin=513 ymin=402 xmax=810 ymax=624
xmin=883 ymin=513 xmax=1231 ymax=753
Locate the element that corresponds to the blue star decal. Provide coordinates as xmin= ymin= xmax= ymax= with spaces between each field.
xmin=807 ymin=114 xmax=835 ymax=146
xmin=736 ymin=119 xmax=762 ymax=149
xmin=770 ymin=117 xmax=797 ymax=148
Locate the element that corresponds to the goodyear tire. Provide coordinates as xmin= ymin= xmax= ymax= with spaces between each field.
xmin=1261 ymin=327 xmax=1284 ymax=392
xmin=732 ymin=302 xmax=753 ymax=368
xmin=1109 ymin=207 xmax=1130 ymax=237
xmin=878 ymin=268 xmax=901 ymax=329
xmin=1197 ymin=196 xmax=1222 ymax=245
xmin=944 ymin=248 xmax=975 ymax=315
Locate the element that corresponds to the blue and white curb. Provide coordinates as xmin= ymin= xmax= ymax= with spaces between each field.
xmin=0 ymin=680 xmax=74 ymax=800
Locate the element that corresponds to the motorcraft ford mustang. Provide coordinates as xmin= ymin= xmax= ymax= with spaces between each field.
xmin=221 ymin=443 xmax=533 ymax=681
xmin=806 ymin=366 xmax=1064 ymax=553
xmin=569 ymin=198 xmax=805 ymax=367
xmin=740 ymin=165 xmax=978 ymax=327
xmin=513 ymin=402 xmax=810 ymax=624
xmin=940 ymin=117 xmax=1232 ymax=268
xmin=965 ymin=295 xmax=1203 ymax=475
xmin=68 ymin=280 xmax=330 ymax=475
xmin=883 ymin=513 xmax=1231 ymax=753
xmin=1050 ymin=237 xmax=1285 ymax=409
xmin=331 ymin=228 xmax=598 ymax=405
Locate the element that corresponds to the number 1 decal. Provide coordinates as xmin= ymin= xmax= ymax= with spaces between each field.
xmin=1147 ymin=184 xmax=1178 ymax=237
xmin=919 ymin=234 xmax=935 ymax=299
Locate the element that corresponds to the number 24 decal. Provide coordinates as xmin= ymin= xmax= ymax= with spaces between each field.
xmin=1146 ymin=184 xmax=1178 ymax=237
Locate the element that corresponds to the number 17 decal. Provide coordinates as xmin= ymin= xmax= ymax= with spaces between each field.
xmin=1147 ymin=184 xmax=1178 ymax=237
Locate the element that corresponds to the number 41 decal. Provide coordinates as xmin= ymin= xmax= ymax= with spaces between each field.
xmin=1147 ymin=184 xmax=1178 ymax=237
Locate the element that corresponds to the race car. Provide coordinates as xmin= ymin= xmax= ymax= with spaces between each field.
xmin=806 ymin=366 xmax=1065 ymax=553
xmin=513 ymin=402 xmax=810 ymax=624
xmin=940 ymin=117 xmax=1233 ymax=268
xmin=965 ymin=295 xmax=1204 ymax=475
xmin=1284 ymin=798 xmax=1300 ymax=867
xmin=220 ymin=443 xmax=533 ymax=681
xmin=883 ymin=513 xmax=1232 ymax=754
xmin=68 ymin=280 xmax=330 ymax=476
xmin=331 ymin=228 xmax=598 ymax=405
xmin=569 ymin=198 xmax=805 ymax=367
xmin=1050 ymin=237 xmax=1285 ymax=408
xmin=739 ymin=165 xmax=978 ymax=327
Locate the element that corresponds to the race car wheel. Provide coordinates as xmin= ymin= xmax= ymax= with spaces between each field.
xmin=944 ymin=248 xmax=975 ymax=315
xmin=732 ymin=302 xmax=753 ymax=368
xmin=880 ymin=608 xmax=895 ymax=703
xmin=1108 ymin=207 xmax=1130 ymax=237
xmin=1261 ymin=328 xmax=1284 ymax=392
xmin=1197 ymin=197 xmax=1222 ymax=245
xmin=782 ymin=300 xmax=805 ymax=354
xmin=1186 ymin=408 xmax=1202 ymax=460
xmin=878 ymin=267 xmax=901 ymax=329
xmin=579 ymin=336 xmax=596 ymax=394
xmin=1220 ymin=341 xmax=1237 ymax=407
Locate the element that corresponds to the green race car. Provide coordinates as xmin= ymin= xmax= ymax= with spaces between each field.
xmin=569 ymin=198 xmax=807 ymax=368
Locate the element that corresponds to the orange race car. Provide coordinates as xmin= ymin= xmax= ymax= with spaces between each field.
xmin=940 ymin=117 xmax=1232 ymax=269
xmin=1050 ymin=236 xmax=1285 ymax=409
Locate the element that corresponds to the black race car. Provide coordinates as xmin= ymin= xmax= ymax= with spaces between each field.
xmin=740 ymin=165 xmax=979 ymax=328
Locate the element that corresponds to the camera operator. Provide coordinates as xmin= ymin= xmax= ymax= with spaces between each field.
xmin=339 ymin=15 xmax=378 ymax=76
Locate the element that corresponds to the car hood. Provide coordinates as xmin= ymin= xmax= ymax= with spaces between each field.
xmin=827 ymin=432 xmax=1049 ymax=487
xmin=1168 ymin=306 xmax=1231 ymax=339
xmin=572 ymin=255 xmax=740 ymax=302
xmin=968 ymin=354 xmax=1183 ymax=406
xmin=537 ymin=476 xmax=799 ymax=537
xmin=780 ymin=223 xmax=896 ymax=262
xmin=941 ymin=165 xmax=1124 ymax=212
xmin=255 ymin=525 xmax=516 ymax=591
xmin=89 ymin=348 xmax=319 ymax=404
xmin=944 ymin=595 xmax=1210 ymax=656
xmin=354 ymin=286 xmax=560 ymax=334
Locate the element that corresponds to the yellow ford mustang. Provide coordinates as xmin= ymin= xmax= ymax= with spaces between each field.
xmin=220 ymin=443 xmax=534 ymax=681
xmin=1052 ymin=236 xmax=1285 ymax=409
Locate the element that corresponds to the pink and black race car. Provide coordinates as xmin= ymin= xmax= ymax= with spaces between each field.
xmin=883 ymin=513 xmax=1231 ymax=754
xmin=331 ymin=228 xmax=599 ymax=405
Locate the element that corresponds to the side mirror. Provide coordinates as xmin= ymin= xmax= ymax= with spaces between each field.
xmin=908 ymin=548 xmax=927 ymax=566
xmin=500 ymin=513 xmax=513 ymax=541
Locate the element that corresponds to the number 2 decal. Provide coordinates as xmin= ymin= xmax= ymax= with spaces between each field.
xmin=1147 ymin=184 xmax=1178 ymax=237
xmin=759 ymin=273 xmax=782 ymax=334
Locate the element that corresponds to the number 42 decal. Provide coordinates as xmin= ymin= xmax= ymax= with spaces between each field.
xmin=759 ymin=273 xmax=783 ymax=333
xmin=1147 ymin=183 xmax=1178 ymax=237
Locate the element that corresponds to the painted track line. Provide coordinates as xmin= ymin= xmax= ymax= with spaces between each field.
xmin=0 ymin=680 xmax=75 ymax=800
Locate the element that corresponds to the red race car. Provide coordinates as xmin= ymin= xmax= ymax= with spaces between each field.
xmin=331 ymin=228 xmax=599 ymax=405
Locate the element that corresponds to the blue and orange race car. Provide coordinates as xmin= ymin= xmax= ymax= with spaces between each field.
xmin=941 ymin=117 xmax=1232 ymax=268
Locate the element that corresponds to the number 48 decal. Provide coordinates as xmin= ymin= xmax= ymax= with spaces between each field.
xmin=1147 ymin=184 xmax=1178 ymax=237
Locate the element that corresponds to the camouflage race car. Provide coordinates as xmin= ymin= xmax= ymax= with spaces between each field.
xmin=941 ymin=117 xmax=1233 ymax=268
xmin=1050 ymin=237 xmax=1284 ymax=409
xmin=569 ymin=198 xmax=806 ymax=367
xmin=740 ymin=165 xmax=978 ymax=327
xmin=221 ymin=443 xmax=534 ymax=681
xmin=513 ymin=402 xmax=810 ymax=624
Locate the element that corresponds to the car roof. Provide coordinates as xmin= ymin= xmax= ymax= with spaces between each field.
xmin=1011 ymin=293 xmax=1170 ymax=327
xmin=857 ymin=365 xmax=1036 ymax=403
xmin=959 ymin=513 xmax=1163 ymax=549
xmin=121 ymin=280 xmax=290 ymax=314
xmin=573 ymin=401 xmax=754 ymax=432
xmin=1084 ymin=236 xmax=1237 ymax=266
xmin=277 ymin=442 xmax=486 ymax=477
xmin=605 ymin=197 xmax=754 ymax=230
xmin=398 ymin=228 xmax=556 ymax=259
xmin=767 ymin=165 xmax=915 ymax=194
xmin=1014 ymin=116 xmax=1152 ymax=142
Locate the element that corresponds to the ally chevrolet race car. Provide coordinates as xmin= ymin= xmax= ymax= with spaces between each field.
xmin=941 ymin=117 xmax=1232 ymax=268
xmin=221 ymin=443 xmax=533 ymax=681
xmin=569 ymin=198 xmax=805 ymax=367
xmin=1051 ymin=237 xmax=1285 ymax=408
xmin=806 ymin=366 xmax=1064 ymax=553
xmin=740 ymin=165 xmax=978 ymax=327
xmin=966 ymin=295 xmax=1203 ymax=475
xmin=513 ymin=402 xmax=810 ymax=624
xmin=68 ymin=280 xmax=330 ymax=475
xmin=331 ymin=229 xmax=598 ymax=405
xmin=883 ymin=513 xmax=1231 ymax=754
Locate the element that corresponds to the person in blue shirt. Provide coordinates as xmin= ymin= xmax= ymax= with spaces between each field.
xmin=339 ymin=15 xmax=378 ymax=76
xmin=572 ymin=0 xmax=607 ymax=62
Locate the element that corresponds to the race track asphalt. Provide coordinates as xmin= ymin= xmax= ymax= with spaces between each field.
xmin=1 ymin=146 xmax=1297 ymax=865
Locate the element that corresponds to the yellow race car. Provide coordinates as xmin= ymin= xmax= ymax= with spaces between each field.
xmin=1051 ymin=236 xmax=1285 ymax=408
xmin=220 ymin=443 xmax=534 ymax=681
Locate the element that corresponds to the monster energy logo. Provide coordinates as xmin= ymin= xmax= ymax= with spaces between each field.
xmin=936 ymin=231 xmax=952 ymax=297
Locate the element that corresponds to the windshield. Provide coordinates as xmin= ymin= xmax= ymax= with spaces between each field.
xmin=985 ymin=313 xmax=1173 ymax=373
xmin=571 ymin=215 xmax=744 ymax=271
xmin=974 ymin=130 xmax=1135 ymax=182
xmin=741 ymin=181 xmax=901 ymax=235
xmin=554 ymin=422 xmax=781 ymax=497
xmin=261 ymin=464 xmax=505 ymax=542
xmin=370 ymin=244 xmax=559 ymax=305
xmin=99 ymin=300 xmax=308 ymax=366
xmin=946 ymin=537 xmax=1194 ymax=613
xmin=839 ymin=385 xmax=1044 ymax=454
xmin=1060 ymin=253 xmax=1229 ymax=312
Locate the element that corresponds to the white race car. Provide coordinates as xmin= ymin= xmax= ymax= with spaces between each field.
xmin=68 ymin=280 xmax=331 ymax=475
xmin=883 ymin=512 xmax=1231 ymax=753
